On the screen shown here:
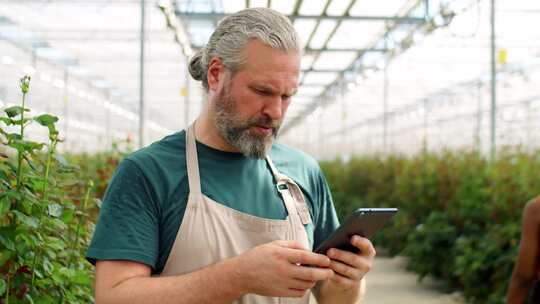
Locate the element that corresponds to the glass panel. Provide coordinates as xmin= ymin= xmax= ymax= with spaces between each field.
xmin=299 ymin=0 xmax=328 ymax=15
xmin=312 ymin=51 xmax=357 ymax=70
xmin=327 ymin=21 xmax=385 ymax=49
xmin=303 ymin=72 xmax=338 ymax=85
xmin=309 ymin=20 xmax=338 ymax=49
xmin=326 ymin=0 xmax=354 ymax=16
xmin=270 ymin=0 xmax=297 ymax=15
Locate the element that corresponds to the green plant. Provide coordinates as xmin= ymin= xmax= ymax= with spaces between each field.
xmin=0 ymin=76 xmax=96 ymax=303
xmin=320 ymin=149 xmax=540 ymax=303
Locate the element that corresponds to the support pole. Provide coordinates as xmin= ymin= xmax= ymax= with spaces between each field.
xmin=489 ymin=0 xmax=496 ymax=160
xmin=139 ymin=0 xmax=146 ymax=148
xmin=184 ymin=68 xmax=190 ymax=127
xmin=63 ymin=70 xmax=69 ymax=147
xmin=383 ymin=61 xmax=389 ymax=154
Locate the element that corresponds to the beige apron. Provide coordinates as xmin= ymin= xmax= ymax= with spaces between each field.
xmin=161 ymin=124 xmax=314 ymax=304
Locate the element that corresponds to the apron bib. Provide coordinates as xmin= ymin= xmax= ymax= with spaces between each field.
xmin=161 ymin=124 xmax=314 ymax=304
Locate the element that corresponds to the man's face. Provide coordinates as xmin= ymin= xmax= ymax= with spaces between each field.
xmin=213 ymin=40 xmax=300 ymax=159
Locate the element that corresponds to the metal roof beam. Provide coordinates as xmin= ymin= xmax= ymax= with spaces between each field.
xmin=299 ymin=0 xmax=358 ymax=86
xmin=301 ymin=68 xmax=342 ymax=73
xmin=281 ymin=0 xmax=429 ymax=134
xmin=173 ymin=11 xmax=426 ymax=23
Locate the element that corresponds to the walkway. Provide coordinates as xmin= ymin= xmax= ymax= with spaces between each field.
xmin=362 ymin=256 xmax=464 ymax=304
xmin=310 ymin=255 xmax=465 ymax=304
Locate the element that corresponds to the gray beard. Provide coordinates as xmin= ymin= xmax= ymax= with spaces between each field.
xmin=214 ymin=86 xmax=280 ymax=159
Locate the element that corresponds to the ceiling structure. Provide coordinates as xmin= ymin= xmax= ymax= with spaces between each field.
xmin=1 ymin=0 xmax=539 ymax=158
xmin=170 ymin=0 xmax=450 ymax=133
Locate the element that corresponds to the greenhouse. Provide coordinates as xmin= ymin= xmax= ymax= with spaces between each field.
xmin=1 ymin=0 xmax=539 ymax=303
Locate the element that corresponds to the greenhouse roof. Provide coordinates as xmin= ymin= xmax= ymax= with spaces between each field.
xmin=1 ymin=0 xmax=540 ymax=155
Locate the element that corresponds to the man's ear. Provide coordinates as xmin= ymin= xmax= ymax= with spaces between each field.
xmin=207 ymin=57 xmax=225 ymax=92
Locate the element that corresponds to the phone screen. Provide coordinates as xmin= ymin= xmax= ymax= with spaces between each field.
xmin=314 ymin=208 xmax=398 ymax=255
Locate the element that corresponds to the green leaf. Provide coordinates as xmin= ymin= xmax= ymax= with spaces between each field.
xmin=17 ymin=229 xmax=38 ymax=248
xmin=0 ymin=196 xmax=10 ymax=216
xmin=57 ymin=178 xmax=81 ymax=187
xmin=4 ymin=106 xmax=28 ymax=118
xmin=9 ymin=139 xmax=44 ymax=153
xmin=47 ymin=218 xmax=67 ymax=230
xmin=34 ymin=114 xmax=59 ymax=127
xmin=47 ymin=204 xmax=63 ymax=218
xmin=0 ymin=117 xmax=13 ymax=126
xmin=20 ymin=199 xmax=33 ymax=215
xmin=0 ymin=249 xmax=13 ymax=267
xmin=25 ymin=293 xmax=34 ymax=304
xmin=73 ymin=272 xmax=92 ymax=285
xmin=6 ymin=133 xmax=22 ymax=141
xmin=30 ymin=178 xmax=45 ymax=193
xmin=3 ymin=190 xmax=22 ymax=201
xmin=0 ymin=277 xmax=6 ymax=295
xmin=10 ymin=118 xmax=32 ymax=126
xmin=51 ymin=271 xmax=63 ymax=285
xmin=60 ymin=208 xmax=75 ymax=224
xmin=0 ymin=169 xmax=8 ymax=181
xmin=24 ymin=157 xmax=40 ymax=172
xmin=0 ymin=234 xmax=15 ymax=251
xmin=43 ymin=258 xmax=53 ymax=275
xmin=47 ymin=125 xmax=58 ymax=138
xmin=13 ymin=210 xmax=39 ymax=228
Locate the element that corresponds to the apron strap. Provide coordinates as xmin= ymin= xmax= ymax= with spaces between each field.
xmin=266 ymin=156 xmax=312 ymax=225
xmin=186 ymin=123 xmax=202 ymax=194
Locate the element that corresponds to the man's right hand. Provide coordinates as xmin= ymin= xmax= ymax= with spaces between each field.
xmin=232 ymin=240 xmax=334 ymax=298
xmin=94 ymin=240 xmax=333 ymax=304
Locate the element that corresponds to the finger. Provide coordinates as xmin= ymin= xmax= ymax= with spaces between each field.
xmin=327 ymin=248 xmax=363 ymax=269
xmin=290 ymin=264 xmax=334 ymax=282
xmin=286 ymin=278 xmax=317 ymax=290
xmin=329 ymin=272 xmax=358 ymax=289
xmin=274 ymin=240 xmax=308 ymax=251
xmin=286 ymin=248 xmax=331 ymax=267
xmin=329 ymin=259 xmax=362 ymax=281
xmin=350 ymin=236 xmax=376 ymax=258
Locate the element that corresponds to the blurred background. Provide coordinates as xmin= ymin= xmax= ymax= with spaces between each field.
xmin=1 ymin=1 xmax=539 ymax=303
xmin=1 ymin=0 xmax=538 ymax=158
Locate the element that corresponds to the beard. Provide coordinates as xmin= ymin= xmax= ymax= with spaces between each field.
xmin=214 ymin=83 xmax=281 ymax=159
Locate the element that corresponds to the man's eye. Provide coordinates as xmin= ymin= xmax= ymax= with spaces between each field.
xmin=255 ymin=88 xmax=271 ymax=95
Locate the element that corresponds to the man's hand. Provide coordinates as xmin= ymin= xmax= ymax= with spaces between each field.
xmin=233 ymin=240 xmax=334 ymax=298
xmin=326 ymin=235 xmax=375 ymax=288
xmin=315 ymin=235 xmax=376 ymax=304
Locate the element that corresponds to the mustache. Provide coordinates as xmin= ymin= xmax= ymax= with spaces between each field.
xmin=246 ymin=115 xmax=280 ymax=129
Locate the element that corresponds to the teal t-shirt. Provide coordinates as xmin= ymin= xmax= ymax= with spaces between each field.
xmin=86 ymin=130 xmax=339 ymax=274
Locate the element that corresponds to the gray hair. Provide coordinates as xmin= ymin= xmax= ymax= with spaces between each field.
xmin=188 ymin=7 xmax=301 ymax=90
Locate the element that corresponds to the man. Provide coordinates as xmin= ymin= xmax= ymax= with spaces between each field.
xmin=507 ymin=197 xmax=540 ymax=304
xmin=87 ymin=7 xmax=375 ymax=304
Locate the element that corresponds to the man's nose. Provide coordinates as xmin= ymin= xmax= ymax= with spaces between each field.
xmin=262 ymin=96 xmax=284 ymax=121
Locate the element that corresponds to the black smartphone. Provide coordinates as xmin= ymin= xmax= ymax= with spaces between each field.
xmin=314 ymin=208 xmax=398 ymax=255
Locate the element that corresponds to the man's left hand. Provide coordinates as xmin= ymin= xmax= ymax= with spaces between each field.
xmin=325 ymin=235 xmax=375 ymax=290
xmin=314 ymin=235 xmax=375 ymax=303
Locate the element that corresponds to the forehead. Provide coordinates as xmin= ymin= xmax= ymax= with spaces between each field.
xmin=237 ymin=40 xmax=301 ymax=90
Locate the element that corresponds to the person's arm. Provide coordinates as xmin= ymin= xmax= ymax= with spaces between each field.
xmin=507 ymin=198 xmax=540 ymax=304
xmin=313 ymin=236 xmax=375 ymax=304
xmin=309 ymin=168 xmax=374 ymax=303
xmin=95 ymin=240 xmax=334 ymax=304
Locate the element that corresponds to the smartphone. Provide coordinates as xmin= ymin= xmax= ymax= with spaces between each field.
xmin=314 ymin=208 xmax=398 ymax=255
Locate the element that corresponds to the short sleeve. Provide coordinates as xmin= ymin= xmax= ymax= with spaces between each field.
xmin=312 ymin=170 xmax=340 ymax=250
xmin=86 ymin=159 xmax=160 ymax=270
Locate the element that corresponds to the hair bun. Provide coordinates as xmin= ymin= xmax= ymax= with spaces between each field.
xmin=188 ymin=49 xmax=205 ymax=81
